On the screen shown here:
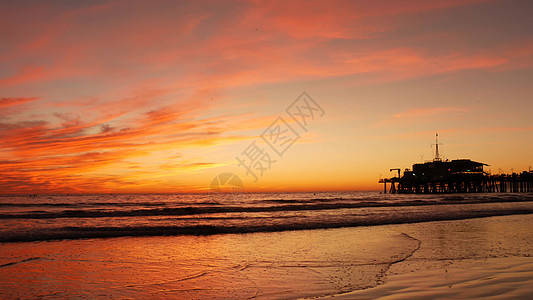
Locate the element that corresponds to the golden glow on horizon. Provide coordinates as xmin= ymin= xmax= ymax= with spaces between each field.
xmin=1 ymin=0 xmax=533 ymax=193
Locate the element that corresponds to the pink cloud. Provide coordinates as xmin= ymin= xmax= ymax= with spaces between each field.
xmin=0 ymin=97 xmax=38 ymax=109
xmin=1 ymin=0 xmax=531 ymax=193
xmin=0 ymin=0 xmax=510 ymax=92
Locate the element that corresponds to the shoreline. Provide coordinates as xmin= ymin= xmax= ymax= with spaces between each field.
xmin=322 ymin=214 xmax=533 ymax=299
xmin=325 ymin=256 xmax=533 ymax=299
xmin=1 ymin=214 xmax=533 ymax=298
xmin=3 ymin=201 xmax=533 ymax=243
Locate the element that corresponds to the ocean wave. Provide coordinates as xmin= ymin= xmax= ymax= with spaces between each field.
xmin=1 ymin=207 xmax=532 ymax=243
xmin=1 ymin=196 xmax=532 ymax=219
xmin=0 ymin=201 xmax=222 ymax=207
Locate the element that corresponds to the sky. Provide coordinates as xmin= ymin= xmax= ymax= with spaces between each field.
xmin=1 ymin=0 xmax=532 ymax=193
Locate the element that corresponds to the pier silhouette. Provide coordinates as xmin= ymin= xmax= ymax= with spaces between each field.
xmin=380 ymin=134 xmax=533 ymax=194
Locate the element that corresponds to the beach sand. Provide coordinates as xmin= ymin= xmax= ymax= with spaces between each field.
xmin=327 ymin=256 xmax=533 ymax=299
xmin=1 ymin=214 xmax=533 ymax=299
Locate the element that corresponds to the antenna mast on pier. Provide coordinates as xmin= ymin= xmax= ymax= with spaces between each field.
xmin=433 ymin=133 xmax=442 ymax=161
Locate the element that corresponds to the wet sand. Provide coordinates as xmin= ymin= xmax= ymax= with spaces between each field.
xmin=328 ymin=256 xmax=533 ymax=299
xmin=325 ymin=214 xmax=533 ymax=299
xmin=1 ymin=214 xmax=533 ymax=299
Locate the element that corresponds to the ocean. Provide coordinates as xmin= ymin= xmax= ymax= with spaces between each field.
xmin=1 ymin=192 xmax=533 ymax=299
xmin=1 ymin=191 xmax=533 ymax=243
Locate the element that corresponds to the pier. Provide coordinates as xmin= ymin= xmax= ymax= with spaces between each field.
xmin=380 ymin=134 xmax=533 ymax=194
xmin=380 ymin=171 xmax=533 ymax=194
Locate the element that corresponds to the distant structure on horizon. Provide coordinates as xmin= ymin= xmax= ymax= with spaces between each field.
xmin=380 ymin=134 xmax=533 ymax=194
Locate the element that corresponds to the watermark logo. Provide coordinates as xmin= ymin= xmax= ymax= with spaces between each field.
xmin=236 ymin=91 xmax=325 ymax=182
xmin=207 ymin=92 xmax=324 ymax=192
xmin=235 ymin=141 xmax=277 ymax=182
xmin=261 ymin=117 xmax=300 ymax=156
xmin=209 ymin=172 xmax=244 ymax=193
xmin=286 ymin=92 xmax=325 ymax=132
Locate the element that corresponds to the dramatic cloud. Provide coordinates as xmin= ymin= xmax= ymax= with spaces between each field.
xmin=1 ymin=0 xmax=532 ymax=192
xmin=0 ymin=97 xmax=39 ymax=109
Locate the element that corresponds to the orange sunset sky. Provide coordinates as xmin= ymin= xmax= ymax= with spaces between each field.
xmin=1 ymin=0 xmax=532 ymax=194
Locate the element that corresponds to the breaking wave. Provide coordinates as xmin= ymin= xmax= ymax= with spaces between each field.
xmin=1 ymin=192 xmax=533 ymax=242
